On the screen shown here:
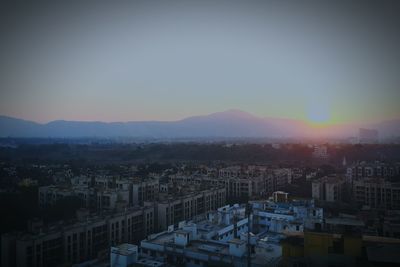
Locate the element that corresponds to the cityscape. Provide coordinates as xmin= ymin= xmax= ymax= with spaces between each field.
xmin=1 ymin=1 xmax=400 ymax=267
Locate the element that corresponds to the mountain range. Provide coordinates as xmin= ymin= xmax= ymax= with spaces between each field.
xmin=0 ymin=110 xmax=399 ymax=139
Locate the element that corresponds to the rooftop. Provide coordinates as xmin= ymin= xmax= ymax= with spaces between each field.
xmin=228 ymin=238 xmax=246 ymax=245
xmin=111 ymin=243 xmax=137 ymax=256
xmin=325 ymin=217 xmax=365 ymax=227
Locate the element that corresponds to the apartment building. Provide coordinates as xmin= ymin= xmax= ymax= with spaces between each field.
xmin=312 ymin=176 xmax=345 ymax=202
xmin=169 ymin=165 xmax=307 ymax=201
xmin=218 ymin=166 xmax=242 ymax=178
xmin=169 ymin=173 xmax=267 ymax=200
xmin=382 ymin=210 xmax=400 ymax=238
xmin=39 ymin=185 xmax=130 ymax=211
xmin=39 ymin=176 xmax=160 ymax=210
xmin=131 ymin=178 xmax=159 ymax=206
xmin=96 ymin=189 xmax=130 ymax=210
xmin=227 ymin=176 xmax=265 ymax=199
xmin=154 ymin=187 xmax=226 ymax=231
xmin=140 ymin=206 xmax=282 ymax=267
xmin=251 ymin=198 xmax=323 ymax=234
xmin=353 ymin=178 xmax=400 ymax=210
xmin=1 ymin=206 xmax=154 ymax=267
xmin=346 ymin=161 xmax=400 ymax=182
xmin=312 ymin=145 xmax=329 ymax=159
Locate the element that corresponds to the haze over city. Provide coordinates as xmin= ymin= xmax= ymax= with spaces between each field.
xmin=2 ymin=2 xmax=400 ymax=267
xmin=1 ymin=1 xmax=400 ymax=128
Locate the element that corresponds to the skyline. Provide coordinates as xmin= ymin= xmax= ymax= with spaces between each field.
xmin=1 ymin=1 xmax=400 ymax=125
xmin=1 ymin=108 xmax=399 ymax=126
xmin=1 ymin=109 xmax=398 ymax=139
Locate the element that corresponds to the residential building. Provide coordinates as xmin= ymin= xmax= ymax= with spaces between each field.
xmin=1 ymin=206 xmax=154 ymax=267
xmin=153 ymin=187 xmax=226 ymax=231
xmin=272 ymin=191 xmax=288 ymax=203
xmin=110 ymin=243 xmax=165 ymax=267
xmin=251 ymin=198 xmax=323 ymax=235
xmin=346 ymin=161 xmax=400 ymax=182
xmin=131 ymin=178 xmax=159 ymax=206
xmin=312 ymin=145 xmax=329 ymax=159
xmin=218 ymin=166 xmax=242 ymax=178
xmin=312 ymin=176 xmax=345 ymax=202
xmin=140 ymin=205 xmax=282 ymax=267
xmin=353 ymin=178 xmax=400 ymax=210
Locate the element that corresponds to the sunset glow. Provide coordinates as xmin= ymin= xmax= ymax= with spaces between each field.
xmin=0 ymin=1 xmax=399 ymax=124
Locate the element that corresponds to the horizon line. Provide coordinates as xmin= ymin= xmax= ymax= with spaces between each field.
xmin=1 ymin=109 xmax=398 ymax=126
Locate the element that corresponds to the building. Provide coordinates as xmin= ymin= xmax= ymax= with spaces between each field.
xmin=281 ymin=215 xmax=400 ymax=267
xmin=169 ymin=173 xmax=267 ymax=200
xmin=281 ymin=232 xmax=361 ymax=267
xmin=131 ymin=178 xmax=159 ymax=206
xmin=227 ymin=176 xmax=265 ymax=199
xmin=140 ymin=205 xmax=282 ymax=267
xmin=382 ymin=211 xmax=400 ymax=238
xmin=346 ymin=161 xmax=400 ymax=182
xmin=312 ymin=145 xmax=329 ymax=159
xmin=312 ymin=176 xmax=345 ymax=202
xmin=39 ymin=185 xmax=130 ymax=211
xmin=353 ymin=178 xmax=400 ymax=210
xmin=168 ymin=165 xmax=306 ymax=201
xmin=110 ymin=243 xmax=138 ymax=267
xmin=39 ymin=176 xmax=161 ymax=210
xmin=251 ymin=198 xmax=323 ymax=235
xmin=1 ymin=206 xmax=154 ymax=267
xmin=153 ymin=187 xmax=226 ymax=231
xmin=272 ymin=191 xmax=288 ymax=203
xmin=218 ymin=166 xmax=242 ymax=178
xmin=38 ymin=185 xmax=88 ymax=208
xmin=110 ymin=243 xmax=165 ymax=267
xmin=273 ymin=169 xmax=293 ymax=187
xmin=203 ymin=204 xmax=249 ymax=241
xmin=96 ymin=188 xmax=130 ymax=210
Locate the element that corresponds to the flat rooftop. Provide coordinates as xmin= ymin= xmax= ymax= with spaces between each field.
xmin=325 ymin=218 xmax=365 ymax=227
xmin=111 ymin=243 xmax=137 ymax=256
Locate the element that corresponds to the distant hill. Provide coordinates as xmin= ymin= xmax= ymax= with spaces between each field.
xmin=0 ymin=110 xmax=399 ymax=139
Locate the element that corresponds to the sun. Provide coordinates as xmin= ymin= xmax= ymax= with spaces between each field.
xmin=306 ymin=104 xmax=331 ymax=126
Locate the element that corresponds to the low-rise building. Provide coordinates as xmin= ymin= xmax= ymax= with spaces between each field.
xmin=251 ymin=198 xmax=323 ymax=235
xmin=140 ymin=205 xmax=282 ymax=267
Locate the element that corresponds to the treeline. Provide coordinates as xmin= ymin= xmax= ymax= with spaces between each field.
xmin=1 ymin=143 xmax=400 ymax=165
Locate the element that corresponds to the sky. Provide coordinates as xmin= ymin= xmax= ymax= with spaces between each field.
xmin=0 ymin=0 xmax=399 ymax=124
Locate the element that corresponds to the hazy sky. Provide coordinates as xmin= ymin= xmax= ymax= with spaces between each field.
xmin=1 ymin=1 xmax=399 ymax=124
